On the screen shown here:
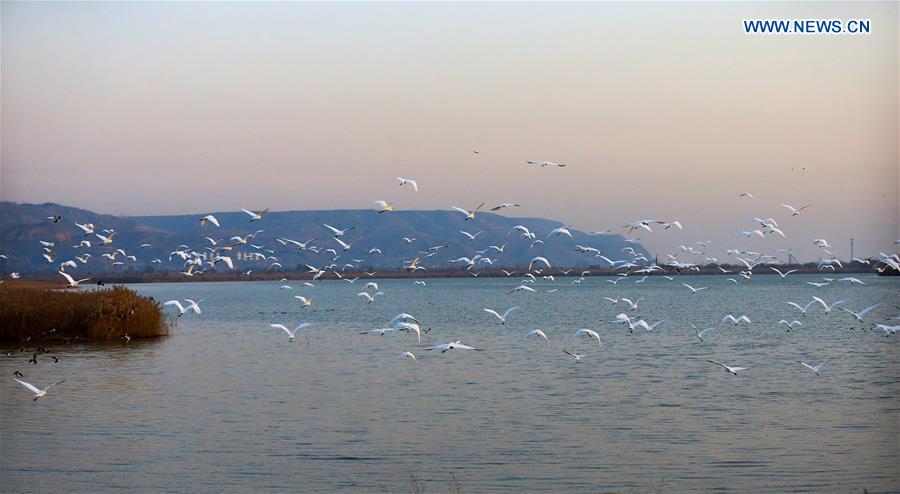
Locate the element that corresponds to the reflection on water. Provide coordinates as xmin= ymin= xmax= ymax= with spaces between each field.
xmin=2 ymin=275 xmax=898 ymax=492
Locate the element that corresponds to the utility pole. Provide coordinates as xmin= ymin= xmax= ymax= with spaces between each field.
xmin=850 ymin=238 xmax=854 ymax=263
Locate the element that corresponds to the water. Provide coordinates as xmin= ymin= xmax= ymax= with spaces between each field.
xmin=2 ymin=274 xmax=898 ymax=492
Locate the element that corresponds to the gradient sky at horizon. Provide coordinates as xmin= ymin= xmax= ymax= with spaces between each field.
xmin=2 ymin=2 xmax=897 ymax=261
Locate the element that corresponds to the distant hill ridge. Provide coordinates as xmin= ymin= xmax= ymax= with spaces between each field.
xmin=0 ymin=202 xmax=649 ymax=274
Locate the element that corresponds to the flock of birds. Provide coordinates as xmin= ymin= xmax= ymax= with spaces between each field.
xmin=4 ymin=169 xmax=900 ymax=401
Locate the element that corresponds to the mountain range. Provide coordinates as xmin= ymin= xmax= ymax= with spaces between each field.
xmin=0 ymin=202 xmax=650 ymax=275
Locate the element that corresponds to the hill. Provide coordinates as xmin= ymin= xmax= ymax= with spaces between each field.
xmin=0 ymin=202 xmax=649 ymax=275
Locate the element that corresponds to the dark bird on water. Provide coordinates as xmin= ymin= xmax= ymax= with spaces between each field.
xmin=28 ymin=354 xmax=37 ymax=365
xmin=14 ymin=370 xmax=23 ymax=377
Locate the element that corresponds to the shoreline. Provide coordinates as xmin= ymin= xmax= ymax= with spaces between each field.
xmin=1 ymin=265 xmax=883 ymax=286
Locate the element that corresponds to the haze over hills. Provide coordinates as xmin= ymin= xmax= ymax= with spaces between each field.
xmin=0 ymin=202 xmax=649 ymax=275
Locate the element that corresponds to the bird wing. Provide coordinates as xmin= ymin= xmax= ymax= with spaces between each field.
xmin=270 ymin=324 xmax=291 ymax=335
xmin=451 ymin=206 xmax=470 ymax=216
xmin=58 ymin=271 xmax=76 ymax=285
xmin=483 ymin=308 xmax=502 ymax=319
xmin=501 ymin=306 xmax=518 ymax=319
xmin=14 ymin=378 xmax=42 ymax=394
xmin=706 ymin=360 xmax=727 ymax=369
xmin=44 ymin=380 xmax=65 ymax=391
xmin=857 ymin=305 xmax=879 ymax=318
xmin=242 ymin=208 xmax=257 ymax=218
xmin=184 ymin=299 xmax=202 ymax=314
xmin=164 ymin=300 xmax=186 ymax=312
xmin=409 ymin=180 xmax=418 ymax=191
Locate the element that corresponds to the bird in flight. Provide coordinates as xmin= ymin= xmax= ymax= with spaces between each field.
xmin=270 ymin=322 xmax=313 ymax=344
xmin=526 ymin=160 xmax=565 ymax=167
xmin=483 ymin=306 xmax=517 ymax=324
xmin=706 ymin=360 xmax=748 ymax=375
xmin=14 ymin=378 xmax=65 ymax=401
xmin=242 ymin=208 xmax=269 ymax=222
xmin=799 ymin=361 xmax=826 ymax=376
xmin=781 ymin=203 xmax=812 ymax=216
xmin=451 ymin=203 xmax=485 ymax=221
xmin=396 ymin=177 xmax=418 ymax=191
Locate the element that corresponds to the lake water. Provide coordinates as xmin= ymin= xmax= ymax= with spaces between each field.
xmin=2 ymin=274 xmax=898 ymax=492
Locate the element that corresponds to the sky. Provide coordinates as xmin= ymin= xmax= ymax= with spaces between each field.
xmin=2 ymin=2 xmax=897 ymax=262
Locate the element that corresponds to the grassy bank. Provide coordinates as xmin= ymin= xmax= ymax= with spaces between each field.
xmin=0 ymin=286 xmax=169 ymax=341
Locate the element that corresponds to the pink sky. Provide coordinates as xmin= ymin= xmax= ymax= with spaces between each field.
xmin=2 ymin=2 xmax=897 ymax=260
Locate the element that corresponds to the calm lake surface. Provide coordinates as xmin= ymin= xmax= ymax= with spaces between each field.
xmin=2 ymin=274 xmax=898 ymax=493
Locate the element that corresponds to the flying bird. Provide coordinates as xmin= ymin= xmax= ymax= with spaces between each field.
xmin=706 ymin=360 xmax=748 ymax=375
xmin=781 ymin=203 xmax=812 ymax=216
xmin=396 ymin=177 xmax=418 ymax=191
xmin=525 ymin=329 xmax=550 ymax=346
xmin=451 ymin=203 xmax=485 ymax=221
xmin=483 ymin=306 xmax=518 ymax=324
xmin=14 ymin=378 xmax=65 ymax=401
xmin=242 ymin=208 xmax=269 ymax=222
xmin=526 ymin=160 xmax=565 ymax=167
xmin=270 ymin=322 xmax=313 ymax=343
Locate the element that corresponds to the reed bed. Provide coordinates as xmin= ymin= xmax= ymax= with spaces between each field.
xmin=0 ymin=286 xmax=168 ymax=341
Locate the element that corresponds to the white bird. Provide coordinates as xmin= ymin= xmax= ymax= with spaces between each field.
xmin=778 ymin=320 xmax=803 ymax=330
xmin=373 ymin=200 xmax=394 ymax=213
xmin=525 ymin=329 xmax=549 ymax=346
xmin=839 ymin=304 xmax=878 ymax=322
xmin=562 ymin=350 xmax=586 ymax=363
xmin=771 ymin=267 xmax=797 ymax=279
xmin=739 ymin=192 xmax=754 ymax=198
xmin=573 ymin=328 xmax=602 ymax=347
xmin=508 ymin=225 xmax=535 ymax=239
xmin=508 ymin=285 xmax=536 ymax=294
xmin=483 ymin=306 xmax=517 ymax=324
xmin=526 ymin=160 xmax=565 ymax=167
xmin=811 ymin=296 xmax=845 ymax=313
xmin=799 ymin=361 xmax=825 ymax=375
xmin=788 ymin=299 xmax=818 ymax=315
xmin=528 ymin=256 xmax=551 ymax=271
xmin=812 ymin=239 xmax=831 ymax=248
xmin=270 ymin=322 xmax=312 ymax=343
xmin=358 ymin=291 xmax=384 ymax=304
xmin=426 ymin=340 xmax=482 ymax=353
xmin=95 ymin=232 xmax=116 ymax=245
xmin=58 ymin=271 xmax=90 ymax=287
xmin=693 ymin=325 xmax=715 ymax=341
xmin=242 ymin=208 xmax=269 ymax=222
xmin=200 ymin=214 xmax=220 ymax=227
xmin=682 ymin=283 xmax=708 ymax=294
xmin=396 ymin=177 xmax=418 ymax=191
xmin=293 ymin=295 xmax=313 ymax=307
xmin=389 ymin=313 xmax=420 ymax=325
xmin=414 ymin=280 xmax=426 ymax=286
xmin=364 ymin=281 xmax=379 ymax=291
xmin=459 ymin=230 xmax=484 ymax=241
xmin=837 ymin=277 xmax=866 ymax=285
xmin=74 ymin=222 xmax=95 ymax=235
xmin=621 ymin=297 xmax=643 ymax=310
xmin=491 ymin=203 xmax=520 ymax=211
xmin=721 ymin=314 xmax=751 ymax=325
xmin=451 ymin=203 xmax=485 ymax=221
xmin=400 ymin=351 xmax=417 ymax=361
xmin=14 ymin=378 xmax=65 ymax=401
xmin=706 ymin=360 xmax=748 ymax=375
xmin=334 ymin=237 xmax=359 ymax=252
xmin=164 ymin=299 xmax=202 ymax=317
xmin=547 ymin=225 xmax=573 ymax=238
xmin=323 ymin=223 xmax=356 ymax=237
xmin=781 ymin=203 xmax=811 ymax=216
